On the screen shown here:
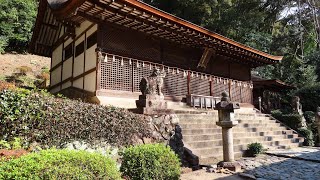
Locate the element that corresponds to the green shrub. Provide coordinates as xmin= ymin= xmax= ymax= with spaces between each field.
xmin=298 ymin=128 xmax=314 ymax=146
xmin=271 ymin=111 xmax=302 ymax=130
xmin=304 ymin=111 xmax=315 ymax=124
xmin=0 ymin=149 xmax=121 ymax=179
xmin=271 ymin=109 xmax=283 ymax=120
xmin=120 ymin=143 xmax=181 ymax=180
xmin=295 ymin=84 xmax=320 ymax=112
xmin=247 ymin=142 xmax=264 ymax=157
xmin=0 ymin=89 xmax=151 ymax=148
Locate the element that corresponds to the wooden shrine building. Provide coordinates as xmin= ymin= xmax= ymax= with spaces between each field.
xmin=29 ymin=0 xmax=283 ymax=109
xmin=252 ymin=76 xmax=295 ymax=113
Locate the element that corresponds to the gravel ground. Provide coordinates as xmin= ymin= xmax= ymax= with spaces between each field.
xmin=182 ymin=147 xmax=320 ymax=180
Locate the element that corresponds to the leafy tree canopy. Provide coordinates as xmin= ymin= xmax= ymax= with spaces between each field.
xmin=144 ymin=0 xmax=320 ymax=88
xmin=0 ymin=0 xmax=37 ymax=53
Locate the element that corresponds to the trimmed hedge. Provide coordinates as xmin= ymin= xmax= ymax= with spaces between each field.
xmin=120 ymin=143 xmax=181 ymax=180
xmin=0 ymin=88 xmax=151 ymax=148
xmin=271 ymin=110 xmax=303 ymax=130
xmin=0 ymin=149 xmax=121 ymax=179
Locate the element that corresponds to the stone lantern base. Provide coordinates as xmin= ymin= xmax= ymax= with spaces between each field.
xmin=218 ymin=161 xmax=241 ymax=172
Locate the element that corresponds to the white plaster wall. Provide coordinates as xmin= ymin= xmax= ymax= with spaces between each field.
xmin=59 ymin=26 xmax=65 ymax=38
xmin=52 ymin=45 xmax=62 ymax=67
xmin=74 ymin=53 xmax=84 ymax=77
xmin=87 ymin=24 xmax=97 ymax=36
xmin=84 ymin=71 xmax=96 ymax=92
xmin=76 ymin=20 xmax=93 ymax=37
xmin=75 ymin=35 xmax=85 ymax=46
xmin=73 ymin=78 xmax=83 ymax=89
xmin=62 ymin=58 xmax=72 ymax=80
xmin=51 ymin=67 xmax=61 ymax=86
xmin=85 ymin=44 xmax=97 ymax=71
xmin=65 ymin=38 xmax=72 ymax=46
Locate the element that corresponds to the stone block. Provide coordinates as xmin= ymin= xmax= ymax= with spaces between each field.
xmin=218 ymin=161 xmax=241 ymax=172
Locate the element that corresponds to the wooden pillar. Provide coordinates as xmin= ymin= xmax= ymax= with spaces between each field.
xmin=240 ymin=84 xmax=243 ymax=103
xmin=95 ymin=49 xmax=101 ymax=92
xmin=228 ymin=79 xmax=232 ymax=101
xmin=210 ymin=79 xmax=214 ymax=96
xmin=187 ymin=71 xmax=191 ymax=95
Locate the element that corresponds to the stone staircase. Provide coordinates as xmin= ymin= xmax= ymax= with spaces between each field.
xmin=178 ymin=110 xmax=304 ymax=165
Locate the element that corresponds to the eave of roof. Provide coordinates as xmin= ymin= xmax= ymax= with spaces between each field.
xmin=30 ymin=0 xmax=283 ymax=64
xmin=253 ymin=79 xmax=295 ymax=90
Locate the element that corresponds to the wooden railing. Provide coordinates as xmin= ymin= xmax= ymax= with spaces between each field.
xmin=187 ymin=94 xmax=221 ymax=109
xmin=97 ymin=52 xmax=253 ymax=104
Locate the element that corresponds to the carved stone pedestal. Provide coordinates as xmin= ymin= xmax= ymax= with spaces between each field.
xmin=136 ymin=94 xmax=168 ymax=115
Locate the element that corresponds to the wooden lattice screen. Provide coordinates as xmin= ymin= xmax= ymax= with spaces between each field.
xmin=99 ymin=53 xmax=253 ymax=103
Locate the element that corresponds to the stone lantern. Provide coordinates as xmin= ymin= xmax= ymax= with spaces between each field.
xmin=215 ymin=92 xmax=241 ymax=172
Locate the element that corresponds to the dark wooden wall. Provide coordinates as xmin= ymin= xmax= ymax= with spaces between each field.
xmin=98 ymin=23 xmax=251 ymax=81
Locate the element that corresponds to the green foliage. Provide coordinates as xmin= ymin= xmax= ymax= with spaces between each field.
xmin=0 ymin=149 xmax=121 ymax=180
xmin=0 ymin=36 xmax=7 ymax=53
xmin=0 ymin=89 xmax=151 ymax=148
xmin=247 ymin=142 xmax=264 ymax=157
xmin=120 ymin=143 xmax=181 ymax=180
xmin=298 ymin=128 xmax=314 ymax=146
xmin=0 ymin=0 xmax=37 ymax=52
xmin=304 ymin=111 xmax=315 ymax=124
xmin=271 ymin=110 xmax=304 ymax=130
xmin=295 ymin=84 xmax=320 ymax=112
xmin=0 ymin=137 xmax=23 ymax=150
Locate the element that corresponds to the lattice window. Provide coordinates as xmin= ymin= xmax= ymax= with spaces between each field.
xmin=98 ymin=52 xmax=253 ymax=102
xmin=212 ymin=80 xmax=229 ymax=97
xmin=231 ymin=84 xmax=242 ymax=102
xmin=163 ymin=69 xmax=187 ymax=96
xmin=100 ymin=55 xmax=132 ymax=91
xmin=190 ymin=74 xmax=210 ymax=96
xmin=241 ymin=85 xmax=253 ymax=103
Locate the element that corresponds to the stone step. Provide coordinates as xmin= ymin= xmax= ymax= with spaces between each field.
xmin=237 ymin=119 xmax=277 ymax=124
xmin=183 ymin=132 xmax=299 ymax=142
xmin=177 ymin=114 xmax=271 ymax=121
xmin=182 ymin=126 xmax=291 ymax=135
xmin=186 ymin=136 xmax=297 ymax=149
xmin=190 ymin=141 xmax=302 ymax=157
xmin=186 ymin=136 xmax=303 ymax=150
xmin=179 ymin=119 xmax=217 ymax=124
xmin=182 ymin=128 xmax=222 ymax=134
xmin=233 ymin=126 xmax=289 ymax=133
xmin=237 ymin=123 xmax=283 ymax=128
xmin=180 ymin=123 xmax=218 ymax=129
